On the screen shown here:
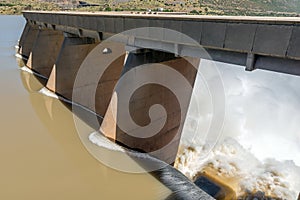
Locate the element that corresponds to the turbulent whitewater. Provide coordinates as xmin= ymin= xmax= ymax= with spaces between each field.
xmin=175 ymin=60 xmax=300 ymax=199
xmin=175 ymin=138 xmax=300 ymax=199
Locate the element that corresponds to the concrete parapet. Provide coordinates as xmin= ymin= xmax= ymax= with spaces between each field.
xmin=21 ymin=11 xmax=300 ymax=76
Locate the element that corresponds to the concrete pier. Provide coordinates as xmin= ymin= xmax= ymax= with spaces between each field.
xmin=68 ymin=41 xmax=126 ymax=116
xmin=101 ymin=50 xmax=199 ymax=163
xmin=18 ymin=23 xmax=39 ymax=60
xmin=46 ymin=36 xmax=97 ymax=100
xmin=26 ymin=29 xmax=64 ymax=78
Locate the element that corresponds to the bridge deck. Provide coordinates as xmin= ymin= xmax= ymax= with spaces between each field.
xmin=23 ymin=11 xmax=300 ymax=76
xmin=23 ymin=11 xmax=300 ymax=23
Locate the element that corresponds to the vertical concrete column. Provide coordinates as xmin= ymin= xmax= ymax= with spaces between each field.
xmin=93 ymin=44 xmax=127 ymax=117
xmin=17 ymin=22 xmax=30 ymax=52
xmin=101 ymin=50 xmax=199 ymax=164
xmin=70 ymin=41 xmax=127 ymax=118
xmin=26 ymin=29 xmax=64 ymax=78
xmin=18 ymin=23 xmax=39 ymax=60
xmin=47 ymin=35 xmax=98 ymax=100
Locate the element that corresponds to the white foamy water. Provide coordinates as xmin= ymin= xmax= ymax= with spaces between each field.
xmin=177 ymin=60 xmax=300 ymax=199
xmin=20 ymin=65 xmax=48 ymax=79
xmin=39 ymin=87 xmax=59 ymax=99
xmin=20 ymin=66 xmax=33 ymax=74
xmin=15 ymin=53 xmax=23 ymax=59
xmin=89 ymin=131 xmax=164 ymax=163
xmin=176 ymin=139 xmax=300 ymax=199
xmin=89 ymin=131 xmax=125 ymax=152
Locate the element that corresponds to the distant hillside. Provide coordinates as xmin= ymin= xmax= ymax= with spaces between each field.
xmin=1 ymin=0 xmax=300 ymax=16
xmin=0 ymin=0 xmax=60 ymax=14
xmin=199 ymin=0 xmax=300 ymax=15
